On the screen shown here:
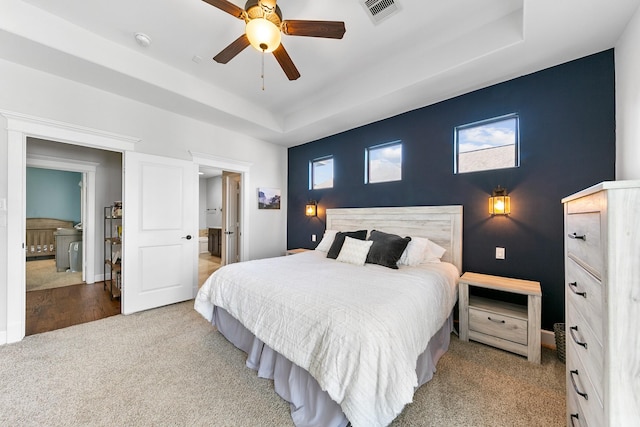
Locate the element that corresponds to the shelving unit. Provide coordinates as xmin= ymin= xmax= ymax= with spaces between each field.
xmin=104 ymin=204 xmax=122 ymax=300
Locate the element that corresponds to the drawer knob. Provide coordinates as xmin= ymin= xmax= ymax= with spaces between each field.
xmin=568 ymin=232 xmax=586 ymax=240
xmin=487 ymin=316 xmax=506 ymax=324
xmin=570 ymin=370 xmax=589 ymax=400
xmin=570 ymin=413 xmax=581 ymax=427
xmin=569 ymin=325 xmax=588 ymax=349
xmin=568 ymin=282 xmax=587 ymax=298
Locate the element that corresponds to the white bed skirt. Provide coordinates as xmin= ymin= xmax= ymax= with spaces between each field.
xmin=212 ymin=306 xmax=453 ymax=427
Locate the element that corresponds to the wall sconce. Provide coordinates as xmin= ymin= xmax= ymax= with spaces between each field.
xmin=305 ymin=200 xmax=317 ymax=217
xmin=489 ymin=186 xmax=511 ymax=215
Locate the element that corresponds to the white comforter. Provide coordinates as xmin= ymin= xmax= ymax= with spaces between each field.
xmin=194 ymin=250 xmax=459 ymax=427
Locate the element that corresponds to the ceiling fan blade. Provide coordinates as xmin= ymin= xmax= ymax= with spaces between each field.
xmin=273 ymin=44 xmax=300 ymax=81
xmin=201 ymin=0 xmax=245 ymax=19
xmin=281 ymin=20 xmax=346 ymax=39
xmin=213 ymin=34 xmax=250 ymax=63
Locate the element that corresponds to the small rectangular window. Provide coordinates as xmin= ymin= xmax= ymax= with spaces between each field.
xmin=366 ymin=141 xmax=402 ymax=184
xmin=455 ymin=114 xmax=519 ymax=174
xmin=310 ymin=156 xmax=334 ymax=189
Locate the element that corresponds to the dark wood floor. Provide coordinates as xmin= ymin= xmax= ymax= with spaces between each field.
xmin=26 ymin=282 xmax=121 ymax=336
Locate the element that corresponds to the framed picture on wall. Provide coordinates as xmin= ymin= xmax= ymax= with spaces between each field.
xmin=258 ymin=188 xmax=281 ymax=210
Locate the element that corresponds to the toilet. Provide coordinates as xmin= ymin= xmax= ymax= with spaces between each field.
xmin=199 ymin=236 xmax=208 ymax=254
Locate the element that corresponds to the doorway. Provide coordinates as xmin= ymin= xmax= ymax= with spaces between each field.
xmin=192 ymin=151 xmax=250 ymax=280
xmin=198 ymin=167 xmax=223 ymax=286
xmin=24 ymin=138 xmax=122 ymax=335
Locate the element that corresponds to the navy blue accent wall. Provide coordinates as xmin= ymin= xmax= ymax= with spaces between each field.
xmin=287 ymin=50 xmax=616 ymax=330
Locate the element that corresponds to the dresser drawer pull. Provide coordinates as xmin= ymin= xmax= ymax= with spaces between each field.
xmin=568 ymin=281 xmax=587 ymax=298
xmin=568 ymin=232 xmax=586 ymax=240
xmin=487 ymin=316 xmax=506 ymax=324
xmin=569 ymin=326 xmax=588 ymax=349
xmin=570 ymin=413 xmax=581 ymax=427
xmin=570 ymin=370 xmax=588 ymax=400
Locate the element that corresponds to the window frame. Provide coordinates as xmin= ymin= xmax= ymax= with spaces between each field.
xmin=309 ymin=155 xmax=334 ymax=190
xmin=365 ymin=140 xmax=403 ymax=184
xmin=454 ymin=113 xmax=520 ymax=174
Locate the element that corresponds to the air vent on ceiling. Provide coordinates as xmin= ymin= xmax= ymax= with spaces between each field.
xmin=361 ymin=0 xmax=399 ymax=24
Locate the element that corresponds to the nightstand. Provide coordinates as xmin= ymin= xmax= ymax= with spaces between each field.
xmin=285 ymin=248 xmax=311 ymax=256
xmin=458 ymin=272 xmax=542 ymax=363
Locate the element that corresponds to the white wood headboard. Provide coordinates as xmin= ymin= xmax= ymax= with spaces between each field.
xmin=326 ymin=206 xmax=463 ymax=273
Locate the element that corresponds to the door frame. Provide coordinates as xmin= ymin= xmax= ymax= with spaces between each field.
xmin=26 ymin=154 xmax=99 ymax=284
xmin=1 ymin=110 xmax=138 ymax=344
xmin=191 ymin=151 xmax=251 ymax=264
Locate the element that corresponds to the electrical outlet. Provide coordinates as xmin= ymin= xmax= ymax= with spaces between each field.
xmin=496 ymin=247 xmax=505 ymax=260
xmin=312 ymin=234 xmax=316 ymax=242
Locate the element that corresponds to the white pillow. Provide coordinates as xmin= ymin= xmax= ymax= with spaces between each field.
xmin=315 ymin=230 xmax=338 ymax=252
xmin=424 ymin=239 xmax=446 ymax=263
xmin=399 ymin=237 xmax=446 ymax=266
xmin=336 ymin=236 xmax=373 ymax=266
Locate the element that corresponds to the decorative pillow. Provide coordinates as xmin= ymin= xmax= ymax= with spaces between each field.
xmin=365 ymin=230 xmax=411 ymax=269
xmin=399 ymin=236 xmax=446 ymax=266
xmin=336 ymin=236 xmax=373 ymax=266
xmin=326 ymin=230 xmax=368 ymax=259
xmin=315 ymin=230 xmax=338 ymax=252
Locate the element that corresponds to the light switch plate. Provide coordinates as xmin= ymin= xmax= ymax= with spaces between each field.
xmin=496 ymin=247 xmax=505 ymax=260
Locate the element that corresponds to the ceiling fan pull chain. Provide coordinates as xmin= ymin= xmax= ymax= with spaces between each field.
xmin=261 ymin=49 xmax=265 ymax=91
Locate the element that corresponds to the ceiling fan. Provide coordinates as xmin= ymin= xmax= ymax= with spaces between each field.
xmin=202 ymin=0 xmax=346 ymax=80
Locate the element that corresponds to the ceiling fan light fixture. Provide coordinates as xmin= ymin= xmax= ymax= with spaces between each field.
xmin=246 ymin=18 xmax=281 ymax=52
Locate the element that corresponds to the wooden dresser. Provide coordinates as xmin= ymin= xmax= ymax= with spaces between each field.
xmin=563 ymin=181 xmax=640 ymax=426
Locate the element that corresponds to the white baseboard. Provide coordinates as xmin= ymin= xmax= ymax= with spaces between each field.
xmin=0 ymin=330 xmax=6 ymax=346
xmin=541 ymin=329 xmax=556 ymax=349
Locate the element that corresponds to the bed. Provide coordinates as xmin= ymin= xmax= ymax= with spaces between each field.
xmin=195 ymin=206 xmax=463 ymax=427
xmin=25 ymin=217 xmax=74 ymax=259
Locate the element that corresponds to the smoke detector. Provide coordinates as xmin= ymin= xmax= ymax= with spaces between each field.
xmin=134 ymin=32 xmax=152 ymax=48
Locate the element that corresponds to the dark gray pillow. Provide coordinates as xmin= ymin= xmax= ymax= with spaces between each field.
xmin=365 ymin=230 xmax=411 ymax=269
xmin=326 ymin=230 xmax=368 ymax=259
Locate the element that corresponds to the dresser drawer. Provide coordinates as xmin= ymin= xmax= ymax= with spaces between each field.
xmin=566 ymin=258 xmax=603 ymax=339
xmin=567 ymin=384 xmax=589 ymax=427
xmin=566 ymin=212 xmax=603 ymax=279
xmin=567 ymin=299 xmax=604 ymax=402
xmin=567 ymin=348 xmax=604 ymax=427
xmin=469 ymin=306 xmax=527 ymax=345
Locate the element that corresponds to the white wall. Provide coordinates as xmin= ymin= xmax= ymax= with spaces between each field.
xmin=615 ymin=5 xmax=640 ymax=180
xmin=0 ymin=58 xmax=288 ymax=336
xmin=198 ymin=176 xmax=222 ymax=229
xmin=0 ymin=115 xmax=8 ymax=342
xmin=206 ymin=176 xmax=223 ymax=228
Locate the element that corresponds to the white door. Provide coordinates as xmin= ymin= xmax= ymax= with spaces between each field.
xmin=122 ymin=152 xmax=197 ymax=314
xmin=222 ymin=173 xmax=240 ymax=265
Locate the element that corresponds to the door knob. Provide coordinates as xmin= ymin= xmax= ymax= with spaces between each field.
xmin=182 ymin=235 xmax=192 ymax=240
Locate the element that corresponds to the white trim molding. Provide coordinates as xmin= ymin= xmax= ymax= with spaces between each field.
xmin=1 ymin=110 xmax=139 ymax=345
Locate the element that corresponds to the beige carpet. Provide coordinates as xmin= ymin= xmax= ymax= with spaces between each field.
xmin=26 ymin=258 xmax=83 ymax=292
xmin=0 ymin=301 xmax=565 ymax=426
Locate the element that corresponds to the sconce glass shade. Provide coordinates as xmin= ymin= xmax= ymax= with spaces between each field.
xmin=489 ymin=186 xmax=511 ymax=215
xmin=246 ymin=18 xmax=281 ymax=53
xmin=305 ymin=201 xmax=317 ymax=217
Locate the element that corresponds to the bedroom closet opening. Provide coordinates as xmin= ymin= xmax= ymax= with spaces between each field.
xmin=24 ymin=138 xmax=122 ymax=336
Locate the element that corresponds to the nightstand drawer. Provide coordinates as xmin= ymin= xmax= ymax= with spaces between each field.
xmin=469 ymin=306 xmax=527 ymax=345
xmin=565 ymin=212 xmax=603 ymax=279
